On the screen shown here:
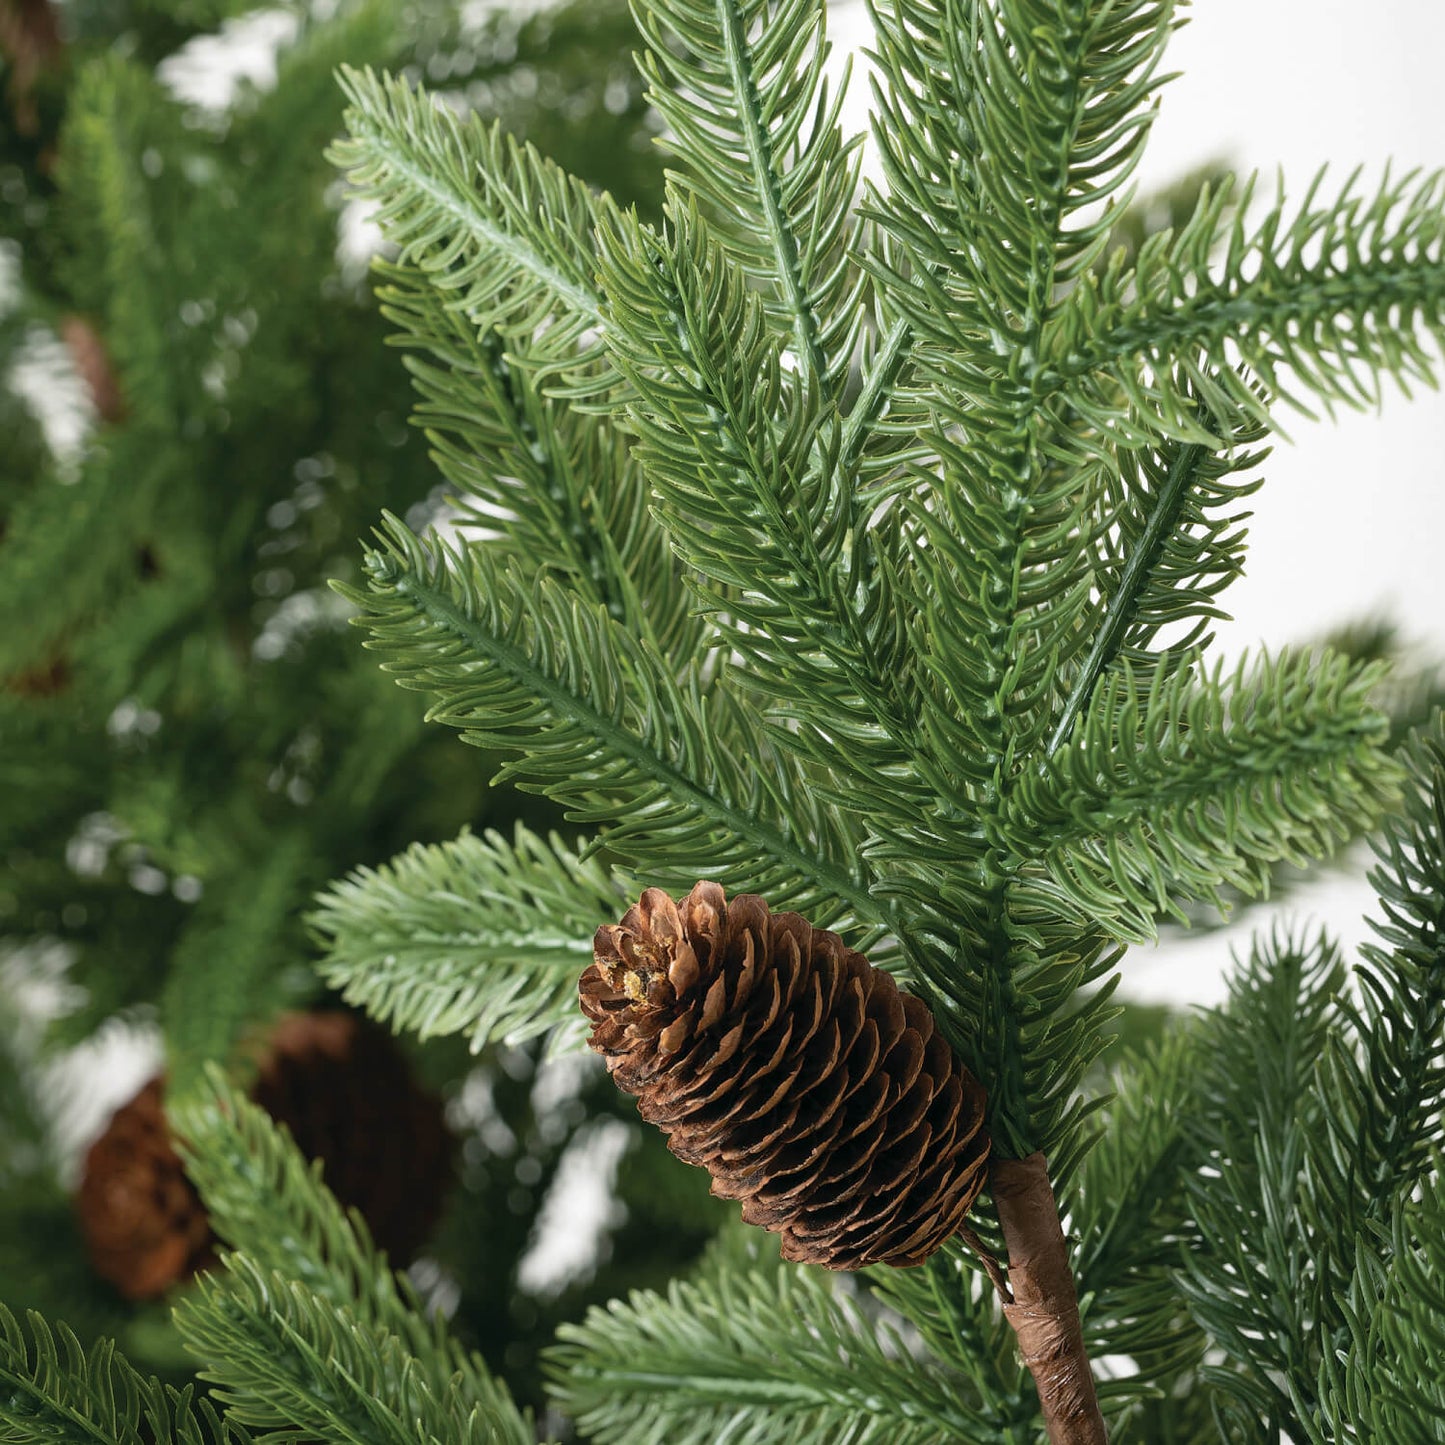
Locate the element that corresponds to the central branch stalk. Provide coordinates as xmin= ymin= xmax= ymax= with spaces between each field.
xmin=991 ymin=1153 xmax=1107 ymax=1445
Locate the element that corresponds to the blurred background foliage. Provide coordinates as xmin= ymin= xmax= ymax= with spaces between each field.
xmin=0 ymin=0 xmax=729 ymax=1418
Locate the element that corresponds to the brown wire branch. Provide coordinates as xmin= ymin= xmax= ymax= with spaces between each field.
xmin=990 ymin=1152 xmax=1107 ymax=1445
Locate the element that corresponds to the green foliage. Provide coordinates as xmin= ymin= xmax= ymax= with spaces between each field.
xmin=311 ymin=823 xmax=629 ymax=1054
xmin=549 ymin=1253 xmax=1005 ymax=1445
xmin=170 ymin=1072 xmax=535 ymax=1445
xmin=343 ymin=517 xmax=889 ymax=947
xmin=1072 ymin=1026 xmax=1205 ymax=1397
xmin=1000 ymin=648 xmax=1399 ymax=939
xmin=0 ymin=1303 xmax=249 ymax=1445
xmin=329 ymin=65 xmax=618 ymax=390
xmin=1168 ymin=729 xmax=1445 ymax=1438
xmin=1320 ymin=1169 xmax=1445 ymax=1442
xmin=325 ymin=0 xmax=1445 ymax=1421
xmin=1 ymin=0 xmax=701 ymax=1413
xmin=177 ymin=1257 xmax=534 ymax=1445
xmin=1058 ymin=167 xmax=1445 ymax=431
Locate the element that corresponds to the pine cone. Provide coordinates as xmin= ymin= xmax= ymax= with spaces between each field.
xmin=580 ymin=884 xmax=990 ymax=1268
xmin=75 ymin=1079 xmax=215 ymax=1300
xmin=77 ymin=1013 xmax=453 ymax=1298
xmin=250 ymin=1011 xmax=454 ymax=1265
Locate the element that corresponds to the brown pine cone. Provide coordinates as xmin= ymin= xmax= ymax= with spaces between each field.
xmin=250 ymin=1011 xmax=454 ymax=1265
xmin=77 ymin=1013 xmax=453 ymax=1299
xmin=580 ymin=884 xmax=990 ymax=1268
xmin=75 ymin=1079 xmax=215 ymax=1300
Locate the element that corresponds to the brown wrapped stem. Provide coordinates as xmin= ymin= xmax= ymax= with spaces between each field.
xmin=993 ymin=1153 xmax=1106 ymax=1445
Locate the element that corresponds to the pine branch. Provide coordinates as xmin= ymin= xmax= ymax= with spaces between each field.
xmin=375 ymin=256 xmax=701 ymax=659
xmin=866 ymin=0 xmax=1177 ymax=386
xmin=1001 ymin=650 xmax=1403 ymax=938
xmin=160 ymin=832 xmax=309 ymax=1093
xmin=547 ymin=1260 xmax=998 ymax=1444
xmin=865 ymin=1240 xmax=1036 ymax=1436
xmin=595 ymin=200 xmax=927 ymax=809
xmin=860 ymin=0 xmax=1178 ymax=766
xmin=1050 ymin=168 xmax=1445 ymax=438
xmin=1175 ymin=931 xmax=1347 ymax=1437
xmin=1169 ymin=731 xmax=1445 ymax=1437
xmin=317 ymin=2 xmax=1445 ymax=1438
xmin=0 ymin=445 xmax=153 ymax=676
xmin=310 ymin=823 xmax=629 ymax=1055
xmin=176 ymin=1257 xmax=537 ymax=1445
xmin=1071 ymin=1027 xmax=1206 ymax=1391
xmin=330 ymin=65 xmax=617 ymax=390
xmin=1047 ymin=392 xmax=1267 ymax=755
xmin=338 ymin=516 xmax=894 ymax=946
xmin=1319 ymin=1172 xmax=1445 ymax=1443
xmin=631 ymin=0 xmax=863 ymax=395
xmin=0 ymin=1303 xmax=250 ymax=1445
xmin=869 ymin=0 xmax=1173 ymax=314
xmin=1322 ymin=724 xmax=1445 ymax=1217
xmin=57 ymin=53 xmax=179 ymax=429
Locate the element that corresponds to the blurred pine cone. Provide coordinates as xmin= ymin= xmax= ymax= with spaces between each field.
xmin=77 ymin=1012 xmax=452 ymax=1299
xmin=250 ymin=1011 xmax=454 ymax=1265
xmin=580 ymin=883 xmax=990 ymax=1268
xmin=74 ymin=1079 xmax=215 ymax=1301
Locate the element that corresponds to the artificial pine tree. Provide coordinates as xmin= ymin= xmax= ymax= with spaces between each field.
xmin=4 ymin=0 xmax=1445 ymax=1443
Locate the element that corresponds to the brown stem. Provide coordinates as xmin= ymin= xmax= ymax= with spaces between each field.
xmin=61 ymin=316 xmax=127 ymax=425
xmin=991 ymin=1152 xmax=1107 ymax=1445
xmin=0 ymin=0 xmax=62 ymax=134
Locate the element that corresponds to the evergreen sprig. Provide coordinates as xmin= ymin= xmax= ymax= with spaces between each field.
xmin=322 ymin=0 xmax=1441 ymax=1274
xmin=1071 ymin=1028 xmax=1204 ymax=1392
xmin=373 ymin=259 xmax=700 ymax=658
xmin=1056 ymin=167 xmax=1445 ymax=433
xmin=1171 ymin=727 xmax=1445 ymax=1439
xmin=311 ymin=823 xmax=630 ymax=1054
xmin=1321 ymin=1168 xmax=1445 ymax=1443
xmin=0 ymin=1303 xmax=249 ymax=1445
xmin=176 ymin=1258 xmax=536 ymax=1445
xmin=1000 ymin=648 xmax=1399 ymax=938
xmin=629 ymin=0 xmax=863 ymax=397
xmin=548 ymin=1257 xmax=997 ymax=1445
xmin=328 ymin=65 xmax=617 ymax=391
xmin=341 ymin=515 xmax=891 ymax=947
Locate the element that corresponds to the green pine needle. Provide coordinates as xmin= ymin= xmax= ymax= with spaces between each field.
xmin=547 ymin=1258 xmax=997 ymax=1445
xmin=0 ymin=1303 xmax=250 ymax=1445
xmin=310 ymin=823 xmax=630 ymax=1055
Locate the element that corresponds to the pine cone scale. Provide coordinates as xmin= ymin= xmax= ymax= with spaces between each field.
xmin=581 ymin=884 xmax=990 ymax=1269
